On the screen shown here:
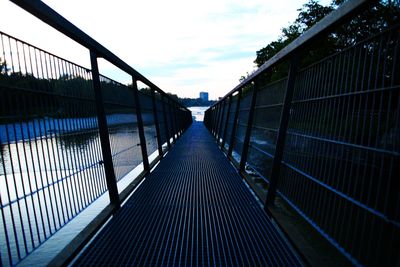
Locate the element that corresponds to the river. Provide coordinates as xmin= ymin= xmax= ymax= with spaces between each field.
xmin=0 ymin=113 xmax=159 ymax=266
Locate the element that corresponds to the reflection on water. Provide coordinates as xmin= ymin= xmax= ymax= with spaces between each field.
xmin=0 ymin=116 xmax=157 ymax=266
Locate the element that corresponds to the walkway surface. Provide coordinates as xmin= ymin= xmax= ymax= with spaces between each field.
xmin=74 ymin=122 xmax=303 ymax=266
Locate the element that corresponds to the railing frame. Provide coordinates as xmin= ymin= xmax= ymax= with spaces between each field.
xmin=202 ymin=1 xmax=400 ymax=266
xmin=151 ymin=88 xmax=163 ymax=157
xmin=265 ymin=54 xmax=298 ymax=205
xmin=205 ymin=0 xmax=370 ymax=204
xmin=161 ymin=95 xmax=171 ymax=149
xmin=227 ymin=88 xmax=242 ymax=159
xmin=90 ymin=51 xmax=120 ymax=208
xmin=220 ymin=95 xmax=232 ymax=150
xmin=131 ymin=79 xmax=150 ymax=172
xmin=2 ymin=1 xmax=192 ymax=266
xmin=217 ymin=100 xmax=227 ymax=143
xmin=239 ymin=81 xmax=258 ymax=173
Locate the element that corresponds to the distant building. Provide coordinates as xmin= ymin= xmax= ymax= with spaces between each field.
xmin=199 ymin=91 xmax=209 ymax=101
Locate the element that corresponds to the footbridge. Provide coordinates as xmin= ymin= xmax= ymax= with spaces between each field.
xmin=0 ymin=0 xmax=399 ymax=266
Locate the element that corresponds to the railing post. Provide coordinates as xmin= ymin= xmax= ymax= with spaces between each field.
xmin=172 ymin=103 xmax=178 ymax=138
xmin=161 ymin=94 xmax=171 ymax=148
xmin=216 ymin=103 xmax=223 ymax=137
xmin=212 ymin=107 xmax=217 ymax=133
xmin=217 ymin=99 xmax=227 ymax=144
xmin=213 ymin=104 xmax=220 ymax=137
xmin=211 ymin=106 xmax=217 ymax=135
xmin=228 ymin=88 xmax=242 ymax=159
xmin=174 ymin=104 xmax=180 ymax=137
xmin=177 ymin=107 xmax=182 ymax=136
xmin=208 ymin=108 xmax=213 ymax=131
xmin=239 ymin=81 xmax=258 ymax=173
xmin=151 ymin=88 xmax=163 ymax=157
xmin=90 ymin=51 xmax=120 ymax=208
xmin=172 ymin=103 xmax=178 ymax=139
xmin=265 ymin=55 xmax=299 ymax=207
xmin=169 ymin=100 xmax=176 ymax=143
xmin=131 ymin=79 xmax=150 ymax=173
xmin=221 ymin=95 xmax=232 ymax=150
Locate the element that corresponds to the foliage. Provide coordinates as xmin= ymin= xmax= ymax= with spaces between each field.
xmin=332 ymin=0 xmax=400 ymax=49
xmin=252 ymin=0 xmax=400 ymax=82
xmin=254 ymin=0 xmax=333 ymax=68
xmin=138 ymin=88 xmax=215 ymax=107
xmin=178 ymin=97 xmax=216 ymax=107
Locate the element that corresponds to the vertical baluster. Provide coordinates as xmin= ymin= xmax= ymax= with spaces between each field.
xmin=169 ymin=101 xmax=176 ymax=143
xmin=217 ymin=100 xmax=227 ymax=144
xmin=89 ymin=51 xmax=120 ymax=208
xmin=228 ymin=88 xmax=242 ymax=159
xmin=265 ymin=54 xmax=299 ymax=206
xmin=239 ymin=81 xmax=258 ymax=173
xmin=151 ymin=88 xmax=163 ymax=157
xmin=161 ymin=94 xmax=171 ymax=149
xmin=131 ymin=79 xmax=150 ymax=173
xmin=215 ymin=104 xmax=222 ymax=137
xmin=173 ymin=103 xmax=180 ymax=138
xmin=221 ymin=95 xmax=232 ymax=150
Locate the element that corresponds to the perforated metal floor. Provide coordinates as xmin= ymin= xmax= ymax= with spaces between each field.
xmin=74 ymin=122 xmax=303 ymax=266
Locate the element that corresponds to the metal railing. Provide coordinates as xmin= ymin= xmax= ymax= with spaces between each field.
xmin=0 ymin=1 xmax=191 ymax=266
xmin=205 ymin=1 xmax=399 ymax=266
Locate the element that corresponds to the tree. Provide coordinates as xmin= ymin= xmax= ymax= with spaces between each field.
xmin=251 ymin=0 xmax=400 ymax=83
xmin=254 ymin=0 xmax=333 ymax=68
xmin=332 ymin=0 xmax=400 ymax=49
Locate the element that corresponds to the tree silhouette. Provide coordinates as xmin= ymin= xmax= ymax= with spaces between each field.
xmin=254 ymin=0 xmax=400 ymax=70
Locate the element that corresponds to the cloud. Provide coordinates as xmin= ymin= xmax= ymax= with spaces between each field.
xmin=1 ymin=0 xmax=332 ymax=100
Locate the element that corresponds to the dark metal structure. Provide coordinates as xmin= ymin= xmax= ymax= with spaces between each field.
xmin=0 ymin=1 xmax=191 ymax=265
xmin=2 ymin=0 xmax=400 ymax=266
xmin=73 ymin=122 xmax=304 ymax=266
xmin=205 ymin=0 xmax=400 ymax=266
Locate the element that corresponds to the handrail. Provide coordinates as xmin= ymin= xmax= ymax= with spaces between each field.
xmin=9 ymin=0 xmax=189 ymax=112
xmin=1 ymin=2 xmax=192 ymax=265
xmin=210 ymin=0 xmax=370 ymax=106
xmin=203 ymin=1 xmax=399 ymax=266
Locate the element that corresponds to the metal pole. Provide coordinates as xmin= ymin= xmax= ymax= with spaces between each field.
xmin=207 ymin=108 xmax=213 ymax=132
xmin=239 ymin=82 xmax=258 ymax=173
xmin=210 ymin=106 xmax=216 ymax=135
xmin=175 ymin=104 xmax=182 ymax=137
xmin=213 ymin=103 xmax=221 ymax=138
xmin=215 ymin=103 xmax=223 ymax=137
xmin=161 ymin=95 xmax=171 ymax=148
xmin=210 ymin=106 xmax=215 ymax=134
xmin=173 ymin=103 xmax=179 ymax=139
xmin=265 ymin=55 xmax=299 ymax=206
xmin=168 ymin=100 xmax=176 ymax=143
xmin=204 ymin=110 xmax=209 ymax=128
xmin=228 ymin=88 xmax=242 ymax=158
xmin=131 ymin=79 xmax=150 ymax=172
xmin=151 ymin=88 xmax=163 ymax=156
xmin=217 ymin=100 xmax=226 ymax=143
xmin=221 ymin=95 xmax=232 ymax=150
xmin=90 ymin=51 xmax=120 ymax=208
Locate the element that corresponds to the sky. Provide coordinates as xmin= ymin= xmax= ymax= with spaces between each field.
xmin=0 ymin=0 xmax=331 ymax=100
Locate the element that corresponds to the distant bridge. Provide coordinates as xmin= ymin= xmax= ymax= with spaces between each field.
xmin=0 ymin=0 xmax=399 ymax=266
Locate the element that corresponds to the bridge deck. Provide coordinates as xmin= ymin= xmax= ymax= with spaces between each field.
xmin=74 ymin=122 xmax=303 ymax=266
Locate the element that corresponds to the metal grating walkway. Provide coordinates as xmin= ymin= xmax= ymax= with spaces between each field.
xmin=74 ymin=122 xmax=303 ymax=266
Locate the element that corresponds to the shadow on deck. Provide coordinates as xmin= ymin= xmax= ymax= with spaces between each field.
xmin=73 ymin=122 xmax=303 ymax=266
